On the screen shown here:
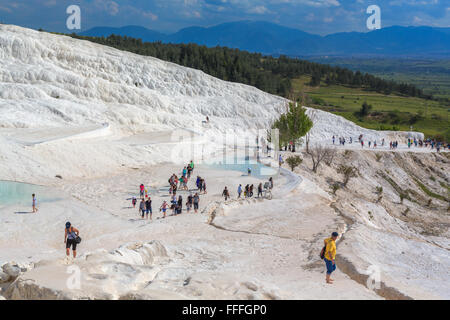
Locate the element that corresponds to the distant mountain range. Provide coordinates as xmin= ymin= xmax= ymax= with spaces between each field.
xmin=79 ymin=21 xmax=450 ymax=58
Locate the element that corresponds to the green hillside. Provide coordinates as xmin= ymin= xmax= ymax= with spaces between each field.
xmin=293 ymin=76 xmax=449 ymax=140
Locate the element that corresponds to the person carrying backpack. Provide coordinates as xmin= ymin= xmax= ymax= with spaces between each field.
xmin=64 ymin=222 xmax=80 ymax=258
xmin=322 ymin=232 xmax=338 ymax=284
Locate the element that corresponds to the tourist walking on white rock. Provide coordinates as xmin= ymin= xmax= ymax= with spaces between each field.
xmin=187 ymin=161 xmax=193 ymax=179
xmin=222 ymin=187 xmax=230 ymax=201
xmin=193 ymin=193 xmax=200 ymax=213
xmin=32 ymin=193 xmax=38 ymax=213
xmin=186 ymin=193 xmax=193 ymax=213
xmin=139 ymin=199 xmax=146 ymax=219
xmin=237 ymin=184 xmax=242 ymax=198
xmin=176 ymin=195 xmax=183 ymax=214
xmin=322 ymin=232 xmax=338 ymax=284
xmin=196 ymin=176 xmax=201 ymax=190
xmin=180 ymin=175 xmax=187 ymax=191
xmin=257 ymin=183 xmax=263 ymax=198
xmin=139 ymin=184 xmax=145 ymax=199
xmin=160 ymin=200 xmax=168 ymax=218
xmin=64 ymin=222 xmax=80 ymax=259
xmin=201 ymin=179 xmax=207 ymax=194
xmin=145 ymin=197 xmax=152 ymax=220
xmin=170 ymin=194 xmax=177 ymax=215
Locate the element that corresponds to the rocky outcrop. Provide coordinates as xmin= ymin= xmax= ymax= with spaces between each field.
xmin=0 ymin=262 xmax=28 ymax=283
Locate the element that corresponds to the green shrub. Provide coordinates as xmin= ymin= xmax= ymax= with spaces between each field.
xmin=414 ymin=178 xmax=447 ymax=202
xmin=286 ymin=155 xmax=303 ymax=172
xmin=331 ymin=182 xmax=340 ymax=195
xmin=375 ymin=153 xmax=382 ymax=162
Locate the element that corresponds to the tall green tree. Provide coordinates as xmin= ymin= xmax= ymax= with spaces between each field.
xmin=272 ymin=103 xmax=313 ymax=150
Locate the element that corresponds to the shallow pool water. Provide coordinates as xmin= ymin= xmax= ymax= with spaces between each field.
xmin=205 ymin=156 xmax=278 ymax=179
xmin=0 ymin=181 xmax=62 ymax=207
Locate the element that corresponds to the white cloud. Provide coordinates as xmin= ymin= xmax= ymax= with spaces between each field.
xmin=0 ymin=2 xmax=21 ymax=12
xmin=270 ymin=0 xmax=340 ymax=7
xmin=44 ymin=0 xmax=57 ymax=7
xmin=184 ymin=0 xmax=199 ymax=6
xmin=183 ymin=10 xmax=202 ymax=18
xmin=0 ymin=6 xmax=12 ymax=13
xmin=389 ymin=0 xmax=439 ymax=5
xmin=248 ymin=6 xmax=270 ymax=14
xmin=306 ymin=12 xmax=315 ymax=21
xmin=94 ymin=0 xmax=119 ymax=16
xmin=142 ymin=11 xmax=158 ymax=21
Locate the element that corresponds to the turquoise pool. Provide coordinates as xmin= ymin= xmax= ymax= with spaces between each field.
xmin=205 ymin=156 xmax=278 ymax=179
xmin=0 ymin=181 xmax=62 ymax=207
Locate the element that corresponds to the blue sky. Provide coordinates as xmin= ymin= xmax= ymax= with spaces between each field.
xmin=0 ymin=0 xmax=449 ymax=35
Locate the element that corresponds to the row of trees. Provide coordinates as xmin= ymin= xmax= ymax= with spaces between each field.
xmin=64 ymin=33 xmax=431 ymax=100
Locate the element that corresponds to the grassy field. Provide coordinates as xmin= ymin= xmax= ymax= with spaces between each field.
xmin=376 ymin=72 xmax=450 ymax=100
xmin=292 ymin=76 xmax=450 ymax=139
xmin=308 ymin=58 xmax=450 ymax=100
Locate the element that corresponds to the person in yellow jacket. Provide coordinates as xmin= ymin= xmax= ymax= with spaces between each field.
xmin=324 ymin=232 xmax=339 ymax=284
